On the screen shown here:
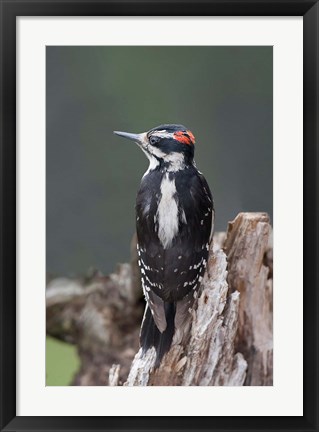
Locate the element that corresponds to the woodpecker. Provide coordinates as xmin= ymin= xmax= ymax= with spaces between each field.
xmin=114 ymin=124 xmax=214 ymax=366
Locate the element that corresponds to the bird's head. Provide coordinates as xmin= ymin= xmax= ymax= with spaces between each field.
xmin=114 ymin=124 xmax=195 ymax=171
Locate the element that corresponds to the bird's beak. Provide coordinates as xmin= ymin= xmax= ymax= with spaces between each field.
xmin=113 ymin=130 xmax=143 ymax=144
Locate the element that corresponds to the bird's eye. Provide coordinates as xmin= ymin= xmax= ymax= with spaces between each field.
xmin=149 ymin=136 xmax=159 ymax=145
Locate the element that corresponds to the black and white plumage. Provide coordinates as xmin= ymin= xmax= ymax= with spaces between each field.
xmin=114 ymin=124 xmax=214 ymax=366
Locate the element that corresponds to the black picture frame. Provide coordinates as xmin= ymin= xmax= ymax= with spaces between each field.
xmin=1 ymin=0 xmax=318 ymax=431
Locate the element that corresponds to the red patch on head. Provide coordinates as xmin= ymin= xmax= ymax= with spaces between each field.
xmin=173 ymin=130 xmax=195 ymax=145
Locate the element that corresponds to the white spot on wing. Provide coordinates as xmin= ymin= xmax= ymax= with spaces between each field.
xmin=209 ymin=212 xmax=215 ymax=243
xmin=180 ymin=209 xmax=187 ymax=224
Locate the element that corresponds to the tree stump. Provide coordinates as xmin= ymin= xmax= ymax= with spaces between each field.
xmin=46 ymin=212 xmax=273 ymax=386
xmin=224 ymin=213 xmax=273 ymax=386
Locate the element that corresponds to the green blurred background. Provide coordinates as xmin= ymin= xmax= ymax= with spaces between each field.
xmin=46 ymin=46 xmax=273 ymax=385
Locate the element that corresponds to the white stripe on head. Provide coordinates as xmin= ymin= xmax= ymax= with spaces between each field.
xmin=165 ymin=152 xmax=185 ymax=171
xmin=150 ymin=130 xmax=174 ymax=139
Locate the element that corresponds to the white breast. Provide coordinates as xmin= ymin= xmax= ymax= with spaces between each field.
xmin=156 ymin=174 xmax=179 ymax=249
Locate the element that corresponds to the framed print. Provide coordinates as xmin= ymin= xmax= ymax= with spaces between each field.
xmin=1 ymin=0 xmax=318 ymax=431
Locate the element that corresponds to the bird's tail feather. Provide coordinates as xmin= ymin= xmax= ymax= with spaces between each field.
xmin=140 ymin=302 xmax=175 ymax=368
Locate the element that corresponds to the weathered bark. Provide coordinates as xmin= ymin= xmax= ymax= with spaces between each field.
xmin=123 ymin=236 xmax=244 ymax=386
xmin=224 ymin=213 xmax=273 ymax=385
xmin=124 ymin=246 xmax=247 ymax=386
xmin=46 ymin=262 xmax=142 ymax=385
xmin=46 ymin=212 xmax=273 ymax=386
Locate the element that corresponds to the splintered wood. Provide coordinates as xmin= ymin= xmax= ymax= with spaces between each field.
xmin=46 ymin=212 xmax=273 ymax=386
xmin=224 ymin=213 xmax=273 ymax=386
xmin=123 ymin=212 xmax=272 ymax=386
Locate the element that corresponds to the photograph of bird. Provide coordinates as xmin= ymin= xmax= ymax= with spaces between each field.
xmin=114 ymin=124 xmax=214 ymax=366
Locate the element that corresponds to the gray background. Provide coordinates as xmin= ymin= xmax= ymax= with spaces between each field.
xmin=46 ymin=46 xmax=273 ymax=276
